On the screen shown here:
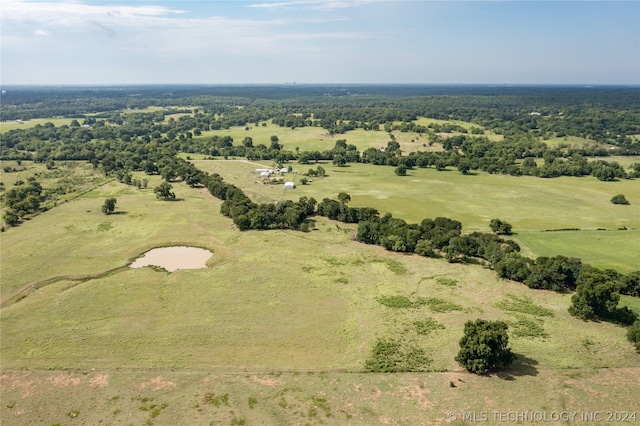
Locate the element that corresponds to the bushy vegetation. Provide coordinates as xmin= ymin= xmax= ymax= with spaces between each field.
xmin=377 ymin=295 xmax=425 ymax=309
xmin=363 ymin=339 xmax=432 ymax=373
xmin=495 ymin=294 xmax=554 ymax=317
xmin=628 ymin=321 xmax=640 ymax=352
xmin=569 ymin=268 xmax=638 ymax=325
xmin=611 ymin=194 xmax=630 ymax=205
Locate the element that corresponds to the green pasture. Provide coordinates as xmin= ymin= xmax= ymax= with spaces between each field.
xmin=2 ymin=172 xmax=639 ymax=424
xmin=0 ymin=117 xmax=75 ymax=132
xmin=516 ymin=230 xmax=639 ymax=274
xmin=2 ymin=177 xmax=638 ymax=371
xmin=192 ymin=160 xmax=639 ymax=272
xmin=414 ymin=117 xmax=504 ymax=141
xmin=598 ymin=155 xmax=640 ymax=168
xmin=194 ymin=122 xmax=442 ymax=155
xmin=544 ymin=135 xmax=603 ymax=149
xmin=194 ymin=160 xmax=640 ymax=230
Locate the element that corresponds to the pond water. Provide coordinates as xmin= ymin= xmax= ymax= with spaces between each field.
xmin=130 ymin=246 xmax=213 ymax=272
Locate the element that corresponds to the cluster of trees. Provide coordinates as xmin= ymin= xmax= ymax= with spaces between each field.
xmin=2 ymin=177 xmax=43 ymax=226
xmin=494 ymin=253 xmax=639 ymax=299
xmin=355 ymin=213 xmax=520 ymax=265
xmin=568 ymin=268 xmax=637 ymax=324
xmin=206 ymin=174 xmax=316 ymax=231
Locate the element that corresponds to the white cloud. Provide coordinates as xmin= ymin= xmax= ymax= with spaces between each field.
xmin=1 ymin=0 xmax=184 ymax=21
xmin=34 ymin=29 xmax=50 ymax=36
xmin=248 ymin=0 xmax=374 ymax=11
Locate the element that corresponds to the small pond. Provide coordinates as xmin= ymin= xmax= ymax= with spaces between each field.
xmin=130 ymin=246 xmax=213 ymax=272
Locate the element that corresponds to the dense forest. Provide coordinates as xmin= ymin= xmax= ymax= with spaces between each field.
xmin=2 ymin=85 xmax=639 ymax=180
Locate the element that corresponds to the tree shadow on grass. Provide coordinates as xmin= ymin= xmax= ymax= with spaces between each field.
xmin=491 ymin=353 xmax=539 ymax=381
xmin=110 ymin=211 xmax=128 ymax=215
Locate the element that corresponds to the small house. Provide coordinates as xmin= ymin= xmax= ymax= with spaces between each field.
xmin=280 ymin=167 xmax=289 ymax=174
xmin=260 ymin=171 xmax=270 ymax=179
xmin=284 ymin=181 xmax=295 ymax=189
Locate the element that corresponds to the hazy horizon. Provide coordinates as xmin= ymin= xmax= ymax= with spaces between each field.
xmin=2 ymin=0 xmax=639 ymax=86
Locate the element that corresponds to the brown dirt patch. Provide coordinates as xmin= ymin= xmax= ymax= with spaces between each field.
xmin=48 ymin=373 xmax=81 ymax=387
xmin=251 ymin=375 xmax=284 ymax=387
xmin=138 ymin=376 xmax=177 ymax=392
xmin=89 ymin=373 xmax=109 ymax=388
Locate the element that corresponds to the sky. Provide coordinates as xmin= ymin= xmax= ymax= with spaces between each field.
xmin=1 ymin=0 xmax=639 ymax=85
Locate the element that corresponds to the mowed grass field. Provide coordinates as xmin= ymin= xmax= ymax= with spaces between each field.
xmin=2 ymin=163 xmax=640 ymax=424
xmin=0 ymin=117 xmax=76 ymax=132
xmin=194 ymin=121 xmax=445 ymax=155
xmin=193 ymin=160 xmax=640 ymax=272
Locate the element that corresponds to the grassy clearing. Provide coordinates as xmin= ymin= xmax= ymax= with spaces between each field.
xmin=2 ymin=176 xmax=639 ymax=372
xmin=0 ymin=117 xmax=75 ymax=132
xmin=543 ymin=135 xmax=604 ymax=149
xmin=193 ymin=160 xmax=639 ymax=271
xmin=194 ymin=161 xmax=640 ymax=232
xmin=194 ymin=122 xmax=441 ymax=155
xmin=414 ymin=117 xmax=504 ymax=141
xmin=2 ymin=160 xmax=639 ymax=423
xmin=515 ymin=230 xmax=639 ymax=273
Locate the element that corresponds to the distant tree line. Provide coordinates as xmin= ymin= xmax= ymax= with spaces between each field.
xmin=3 ymin=85 xmax=639 ymax=152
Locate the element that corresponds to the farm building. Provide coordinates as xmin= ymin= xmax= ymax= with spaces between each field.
xmin=260 ymin=171 xmax=270 ymax=179
xmin=255 ymin=168 xmax=271 ymax=174
xmin=279 ymin=167 xmax=289 ymax=174
xmin=284 ymin=181 xmax=295 ymax=189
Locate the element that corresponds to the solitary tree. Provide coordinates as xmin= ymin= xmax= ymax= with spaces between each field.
xmin=455 ymin=319 xmax=516 ymax=374
xmin=395 ymin=164 xmax=408 ymax=176
xmin=337 ymin=192 xmax=351 ymax=204
xmin=154 ymin=182 xmax=176 ymax=201
xmin=489 ymin=218 xmax=513 ymax=235
xmin=101 ymin=197 xmax=117 ymax=215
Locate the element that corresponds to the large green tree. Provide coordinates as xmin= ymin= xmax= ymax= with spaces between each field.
xmin=568 ymin=268 xmax=637 ymax=324
xmin=154 ymin=182 xmax=176 ymax=201
xmin=489 ymin=218 xmax=513 ymax=235
xmin=455 ymin=319 xmax=516 ymax=374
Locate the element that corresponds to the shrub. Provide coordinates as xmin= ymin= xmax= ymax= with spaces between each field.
xmin=610 ymin=194 xmax=630 ymax=205
xmin=364 ymin=339 xmax=431 ymax=372
xmin=627 ymin=321 xmax=640 ymax=352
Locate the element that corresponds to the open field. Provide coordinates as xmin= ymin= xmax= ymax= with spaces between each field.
xmin=2 ymin=165 xmax=639 ymax=423
xmin=516 ymin=230 xmax=639 ymax=274
xmin=3 ymin=368 xmax=640 ymax=425
xmin=193 ymin=160 xmax=639 ymax=272
xmin=192 ymin=116 xmax=503 ymax=155
xmin=2 ymin=157 xmax=640 ymax=423
xmin=544 ymin=135 xmax=606 ymax=149
xmin=0 ymin=117 xmax=76 ymax=132
xmin=414 ymin=117 xmax=504 ymax=141
xmin=194 ymin=123 xmax=443 ymax=155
